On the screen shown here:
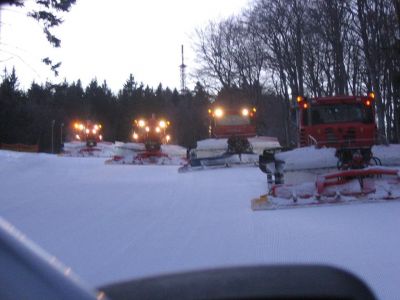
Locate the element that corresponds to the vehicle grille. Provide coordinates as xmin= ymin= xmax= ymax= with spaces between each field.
xmin=325 ymin=128 xmax=337 ymax=144
xmin=300 ymin=129 xmax=306 ymax=146
xmin=324 ymin=127 xmax=357 ymax=145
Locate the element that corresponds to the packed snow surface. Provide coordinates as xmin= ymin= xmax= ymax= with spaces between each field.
xmin=1 ymin=148 xmax=400 ymax=299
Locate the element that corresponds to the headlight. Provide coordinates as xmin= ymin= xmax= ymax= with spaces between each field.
xmin=79 ymin=124 xmax=84 ymax=131
xmin=145 ymin=126 xmax=150 ymax=132
xmin=94 ymin=125 xmax=99 ymax=130
xmin=92 ymin=129 xmax=97 ymax=134
xmin=155 ymin=127 xmax=161 ymax=133
xmin=241 ymin=108 xmax=249 ymax=116
xmin=166 ymin=135 xmax=171 ymax=142
xmin=138 ymin=120 xmax=146 ymax=127
xmin=133 ymin=132 xmax=138 ymax=140
xmin=75 ymin=134 xmax=80 ymax=140
xmin=214 ymin=108 xmax=224 ymax=118
xmin=159 ymin=120 xmax=166 ymax=128
xmin=85 ymin=129 xmax=90 ymax=134
xmin=99 ymin=135 xmax=103 ymax=140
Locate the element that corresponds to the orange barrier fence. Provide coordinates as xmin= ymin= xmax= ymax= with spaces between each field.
xmin=0 ymin=143 xmax=39 ymax=153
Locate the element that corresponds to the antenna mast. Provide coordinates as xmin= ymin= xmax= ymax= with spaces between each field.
xmin=180 ymin=45 xmax=186 ymax=93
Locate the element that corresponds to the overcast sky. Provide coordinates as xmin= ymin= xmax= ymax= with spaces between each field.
xmin=0 ymin=0 xmax=249 ymax=93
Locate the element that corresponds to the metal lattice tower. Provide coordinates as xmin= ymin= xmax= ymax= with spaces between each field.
xmin=180 ymin=45 xmax=186 ymax=93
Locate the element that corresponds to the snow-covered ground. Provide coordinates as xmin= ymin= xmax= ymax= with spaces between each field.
xmin=1 ymin=149 xmax=400 ymax=299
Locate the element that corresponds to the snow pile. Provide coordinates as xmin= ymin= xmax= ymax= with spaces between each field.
xmin=248 ymin=136 xmax=281 ymax=150
xmin=373 ymin=144 xmax=400 ymax=166
xmin=275 ymin=146 xmax=337 ymax=171
xmin=161 ymin=144 xmax=187 ymax=157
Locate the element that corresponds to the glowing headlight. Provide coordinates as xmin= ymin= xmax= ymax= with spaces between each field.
xmin=74 ymin=123 xmax=79 ymax=129
xmin=214 ymin=108 xmax=224 ymax=118
xmin=92 ymin=129 xmax=97 ymax=134
xmin=94 ymin=125 xmax=99 ymax=130
xmin=99 ymin=135 xmax=103 ymax=140
xmin=166 ymin=135 xmax=171 ymax=142
xmin=75 ymin=134 xmax=80 ymax=140
xmin=133 ymin=132 xmax=138 ymax=140
xmin=241 ymin=108 xmax=249 ymax=116
xmin=138 ymin=120 xmax=146 ymax=127
xmin=155 ymin=127 xmax=161 ymax=133
xmin=159 ymin=120 xmax=166 ymax=128
xmin=145 ymin=126 xmax=150 ymax=132
xmin=85 ymin=129 xmax=90 ymax=134
xmin=79 ymin=124 xmax=84 ymax=131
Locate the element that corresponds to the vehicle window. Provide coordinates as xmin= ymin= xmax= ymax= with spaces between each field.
xmin=216 ymin=115 xmax=250 ymax=126
xmin=308 ymin=104 xmax=373 ymax=125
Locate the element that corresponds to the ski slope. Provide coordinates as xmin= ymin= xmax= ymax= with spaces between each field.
xmin=1 ymin=150 xmax=400 ymax=299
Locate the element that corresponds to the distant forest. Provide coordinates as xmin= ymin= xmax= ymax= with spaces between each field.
xmin=1 ymin=0 xmax=399 ymax=152
xmin=0 ymin=69 xmax=288 ymax=152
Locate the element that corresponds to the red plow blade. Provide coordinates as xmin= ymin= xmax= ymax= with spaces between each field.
xmin=252 ymin=167 xmax=400 ymax=211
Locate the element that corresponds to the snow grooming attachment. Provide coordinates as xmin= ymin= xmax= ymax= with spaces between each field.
xmin=252 ymin=167 xmax=400 ymax=211
xmin=105 ymin=142 xmax=187 ymax=165
xmin=178 ymin=152 xmax=258 ymax=173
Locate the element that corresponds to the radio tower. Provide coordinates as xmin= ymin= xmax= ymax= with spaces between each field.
xmin=180 ymin=45 xmax=187 ymax=94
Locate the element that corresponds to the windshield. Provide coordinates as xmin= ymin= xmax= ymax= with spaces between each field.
xmin=303 ymin=104 xmax=374 ymax=125
xmin=216 ymin=115 xmax=250 ymax=126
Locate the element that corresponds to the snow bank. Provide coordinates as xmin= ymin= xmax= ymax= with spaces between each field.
xmin=373 ymin=144 xmax=400 ymax=166
xmin=161 ymin=144 xmax=187 ymax=157
xmin=275 ymin=146 xmax=337 ymax=171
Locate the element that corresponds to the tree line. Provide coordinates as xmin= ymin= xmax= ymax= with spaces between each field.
xmin=194 ymin=0 xmax=399 ymax=144
xmin=2 ymin=0 xmax=398 ymax=152
xmin=0 ymin=68 xmax=287 ymax=153
xmin=0 ymin=69 xmax=213 ymax=152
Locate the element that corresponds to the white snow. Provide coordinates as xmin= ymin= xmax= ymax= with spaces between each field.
xmin=275 ymin=146 xmax=338 ymax=171
xmin=1 ymin=149 xmax=400 ymax=300
xmin=373 ymin=144 xmax=400 ymax=166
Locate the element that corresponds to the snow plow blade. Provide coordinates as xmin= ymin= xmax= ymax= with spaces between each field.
xmin=105 ymin=142 xmax=186 ymax=165
xmin=106 ymin=152 xmax=181 ymax=165
xmin=178 ymin=153 xmax=258 ymax=173
xmin=252 ymin=167 xmax=400 ymax=211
